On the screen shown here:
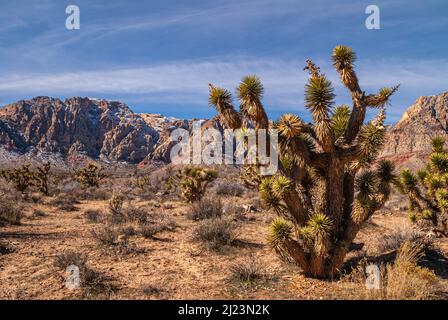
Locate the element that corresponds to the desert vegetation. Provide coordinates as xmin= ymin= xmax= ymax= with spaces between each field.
xmin=396 ymin=136 xmax=448 ymax=236
xmin=207 ymin=46 xmax=399 ymax=278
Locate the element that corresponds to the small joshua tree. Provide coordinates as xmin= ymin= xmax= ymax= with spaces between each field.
xmin=33 ymin=162 xmax=52 ymax=196
xmin=0 ymin=164 xmax=35 ymax=193
xmin=166 ymin=166 xmax=217 ymax=203
xmin=396 ymin=136 xmax=448 ymax=237
xmin=207 ymin=46 xmax=398 ymax=278
xmin=74 ymin=163 xmax=107 ymax=188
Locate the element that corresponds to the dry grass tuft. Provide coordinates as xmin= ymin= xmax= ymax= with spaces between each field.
xmin=187 ymin=197 xmax=223 ymax=221
xmin=193 ymin=217 xmax=237 ymax=250
xmin=345 ymin=240 xmax=443 ymax=300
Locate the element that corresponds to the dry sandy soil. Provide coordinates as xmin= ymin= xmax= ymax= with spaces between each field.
xmin=0 ymin=166 xmax=447 ymax=300
xmin=1 ymin=194 xmax=447 ymax=300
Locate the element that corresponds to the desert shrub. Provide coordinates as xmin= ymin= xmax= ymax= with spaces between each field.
xmin=215 ymin=182 xmax=245 ymax=197
xmin=347 ymin=240 xmax=441 ymax=300
xmin=91 ymin=225 xmax=123 ymax=246
xmin=224 ymin=203 xmax=246 ymax=220
xmin=48 ymin=194 xmax=79 ymax=211
xmin=139 ymin=224 xmax=166 ymax=239
xmin=74 ymin=163 xmax=107 ymax=188
xmin=166 ymin=166 xmax=217 ymax=202
xmin=377 ymin=229 xmax=424 ymax=253
xmin=109 ymin=193 xmax=125 ymax=215
xmin=53 ymin=250 xmax=88 ymax=270
xmin=230 ymin=254 xmax=264 ymax=283
xmin=0 ymin=197 xmax=24 ymax=226
xmin=53 ymin=250 xmax=114 ymax=297
xmin=187 ymin=197 xmax=223 ymax=221
xmin=193 ymin=217 xmax=236 ymax=250
xmin=84 ymin=209 xmax=102 ymax=223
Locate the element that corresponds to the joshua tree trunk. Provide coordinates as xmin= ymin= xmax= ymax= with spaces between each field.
xmin=207 ymin=46 xmax=399 ymax=278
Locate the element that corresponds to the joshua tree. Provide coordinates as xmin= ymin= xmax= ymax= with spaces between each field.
xmin=33 ymin=162 xmax=52 ymax=196
xmin=207 ymin=46 xmax=398 ymax=278
xmin=74 ymin=163 xmax=107 ymax=188
xmin=396 ymin=136 xmax=448 ymax=237
xmin=0 ymin=164 xmax=35 ymax=193
xmin=166 ymin=166 xmax=217 ymax=203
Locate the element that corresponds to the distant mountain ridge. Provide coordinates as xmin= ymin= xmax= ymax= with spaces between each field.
xmin=0 ymin=92 xmax=447 ymax=166
xmin=378 ymin=91 xmax=448 ymax=169
xmin=0 ymin=96 xmax=189 ymax=164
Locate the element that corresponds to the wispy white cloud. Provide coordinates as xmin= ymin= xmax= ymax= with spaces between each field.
xmin=0 ymin=56 xmax=446 ymax=122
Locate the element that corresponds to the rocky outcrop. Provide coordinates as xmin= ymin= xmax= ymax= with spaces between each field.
xmin=379 ymin=91 xmax=448 ymax=169
xmin=0 ymin=97 xmax=160 ymax=163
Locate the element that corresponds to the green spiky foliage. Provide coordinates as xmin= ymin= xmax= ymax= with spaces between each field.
xmin=207 ymin=46 xmax=398 ymax=278
xmin=166 ymin=166 xmax=218 ymax=203
xmin=396 ymin=136 xmax=448 ymax=237
xmin=74 ymin=163 xmax=107 ymax=188
xmin=0 ymin=164 xmax=35 ymax=193
xmin=33 ymin=162 xmax=51 ymax=196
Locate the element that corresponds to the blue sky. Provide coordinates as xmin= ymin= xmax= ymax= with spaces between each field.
xmin=0 ymin=0 xmax=447 ymax=123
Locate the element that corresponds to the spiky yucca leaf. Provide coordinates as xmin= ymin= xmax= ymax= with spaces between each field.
xmin=409 ymin=212 xmax=418 ymax=223
xmin=429 ymin=152 xmax=448 ymax=173
xmin=308 ymin=213 xmax=332 ymax=236
xmin=236 ymin=75 xmax=264 ymax=100
xmin=357 ymin=121 xmax=386 ymax=164
xmin=267 ymin=218 xmax=293 ymax=248
xmin=355 ymin=170 xmax=378 ymax=195
xmin=272 ymin=175 xmax=293 ymax=198
xmin=331 ymin=105 xmax=350 ymax=139
xmin=365 ymin=85 xmax=400 ymax=108
xmin=305 ymin=76 xmax=335 ymax=149
xmin=435 ymin=189 xmax=448 ymax=209
xmin=308 ymin=213 xmax=332 ymax=256
xmin=279 ymin=155 xmax=296 ymax=177
xmin=209 ymin=85 xmax=232 ymax=109
xmin=398 ymin=169 xmax=419 ymax=193
xmin=351 ymin=195 xmax=373 ymax=224
xmin=332 ymin=46 xmax=356 ymax=71
xmin=305 ymin=76 xmax=335 ymax=115
xmin=431 ymin=136 xmax=445 ymax=153
xmin=208 ymin=84 xmax=242 ymax=129
xmin=259 ymin=178 xmax=283 ymax=210
xmin=417 ymin=169 xmax=428 ymax=183
xmin=377 ymin=160 xmax=396 ymax=183
xmin=277 ymin=114 xmax=303 ymax=139
xmin=237 ymin=75 xmax=268 ymax=128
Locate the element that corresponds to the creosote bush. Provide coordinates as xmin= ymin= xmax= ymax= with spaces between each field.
xmin=396 ymin=136 xmax=448 ymax=236
xmin=187 ymin=197 xmax=223 ymax=221
xmin=208 ymin=46 xmax=398 ymax=278
xmin=193 ymin=217 xmax=236 ymax=250
xmin=230 ymin=254 xmax=264 ymax=284
xmin=0 ymin=196 xmax=24 ymax=226
xmin=166 ymin=166 xmax=217 ymax=202
xmin=215 ymin=182 xmax=245 ymax=197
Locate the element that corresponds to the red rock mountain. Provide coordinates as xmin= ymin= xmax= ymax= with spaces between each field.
xmin=0 ymin=93 xmax=447 ymax=166
xmin=379 ymin=91 xmax=448 ymax=169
